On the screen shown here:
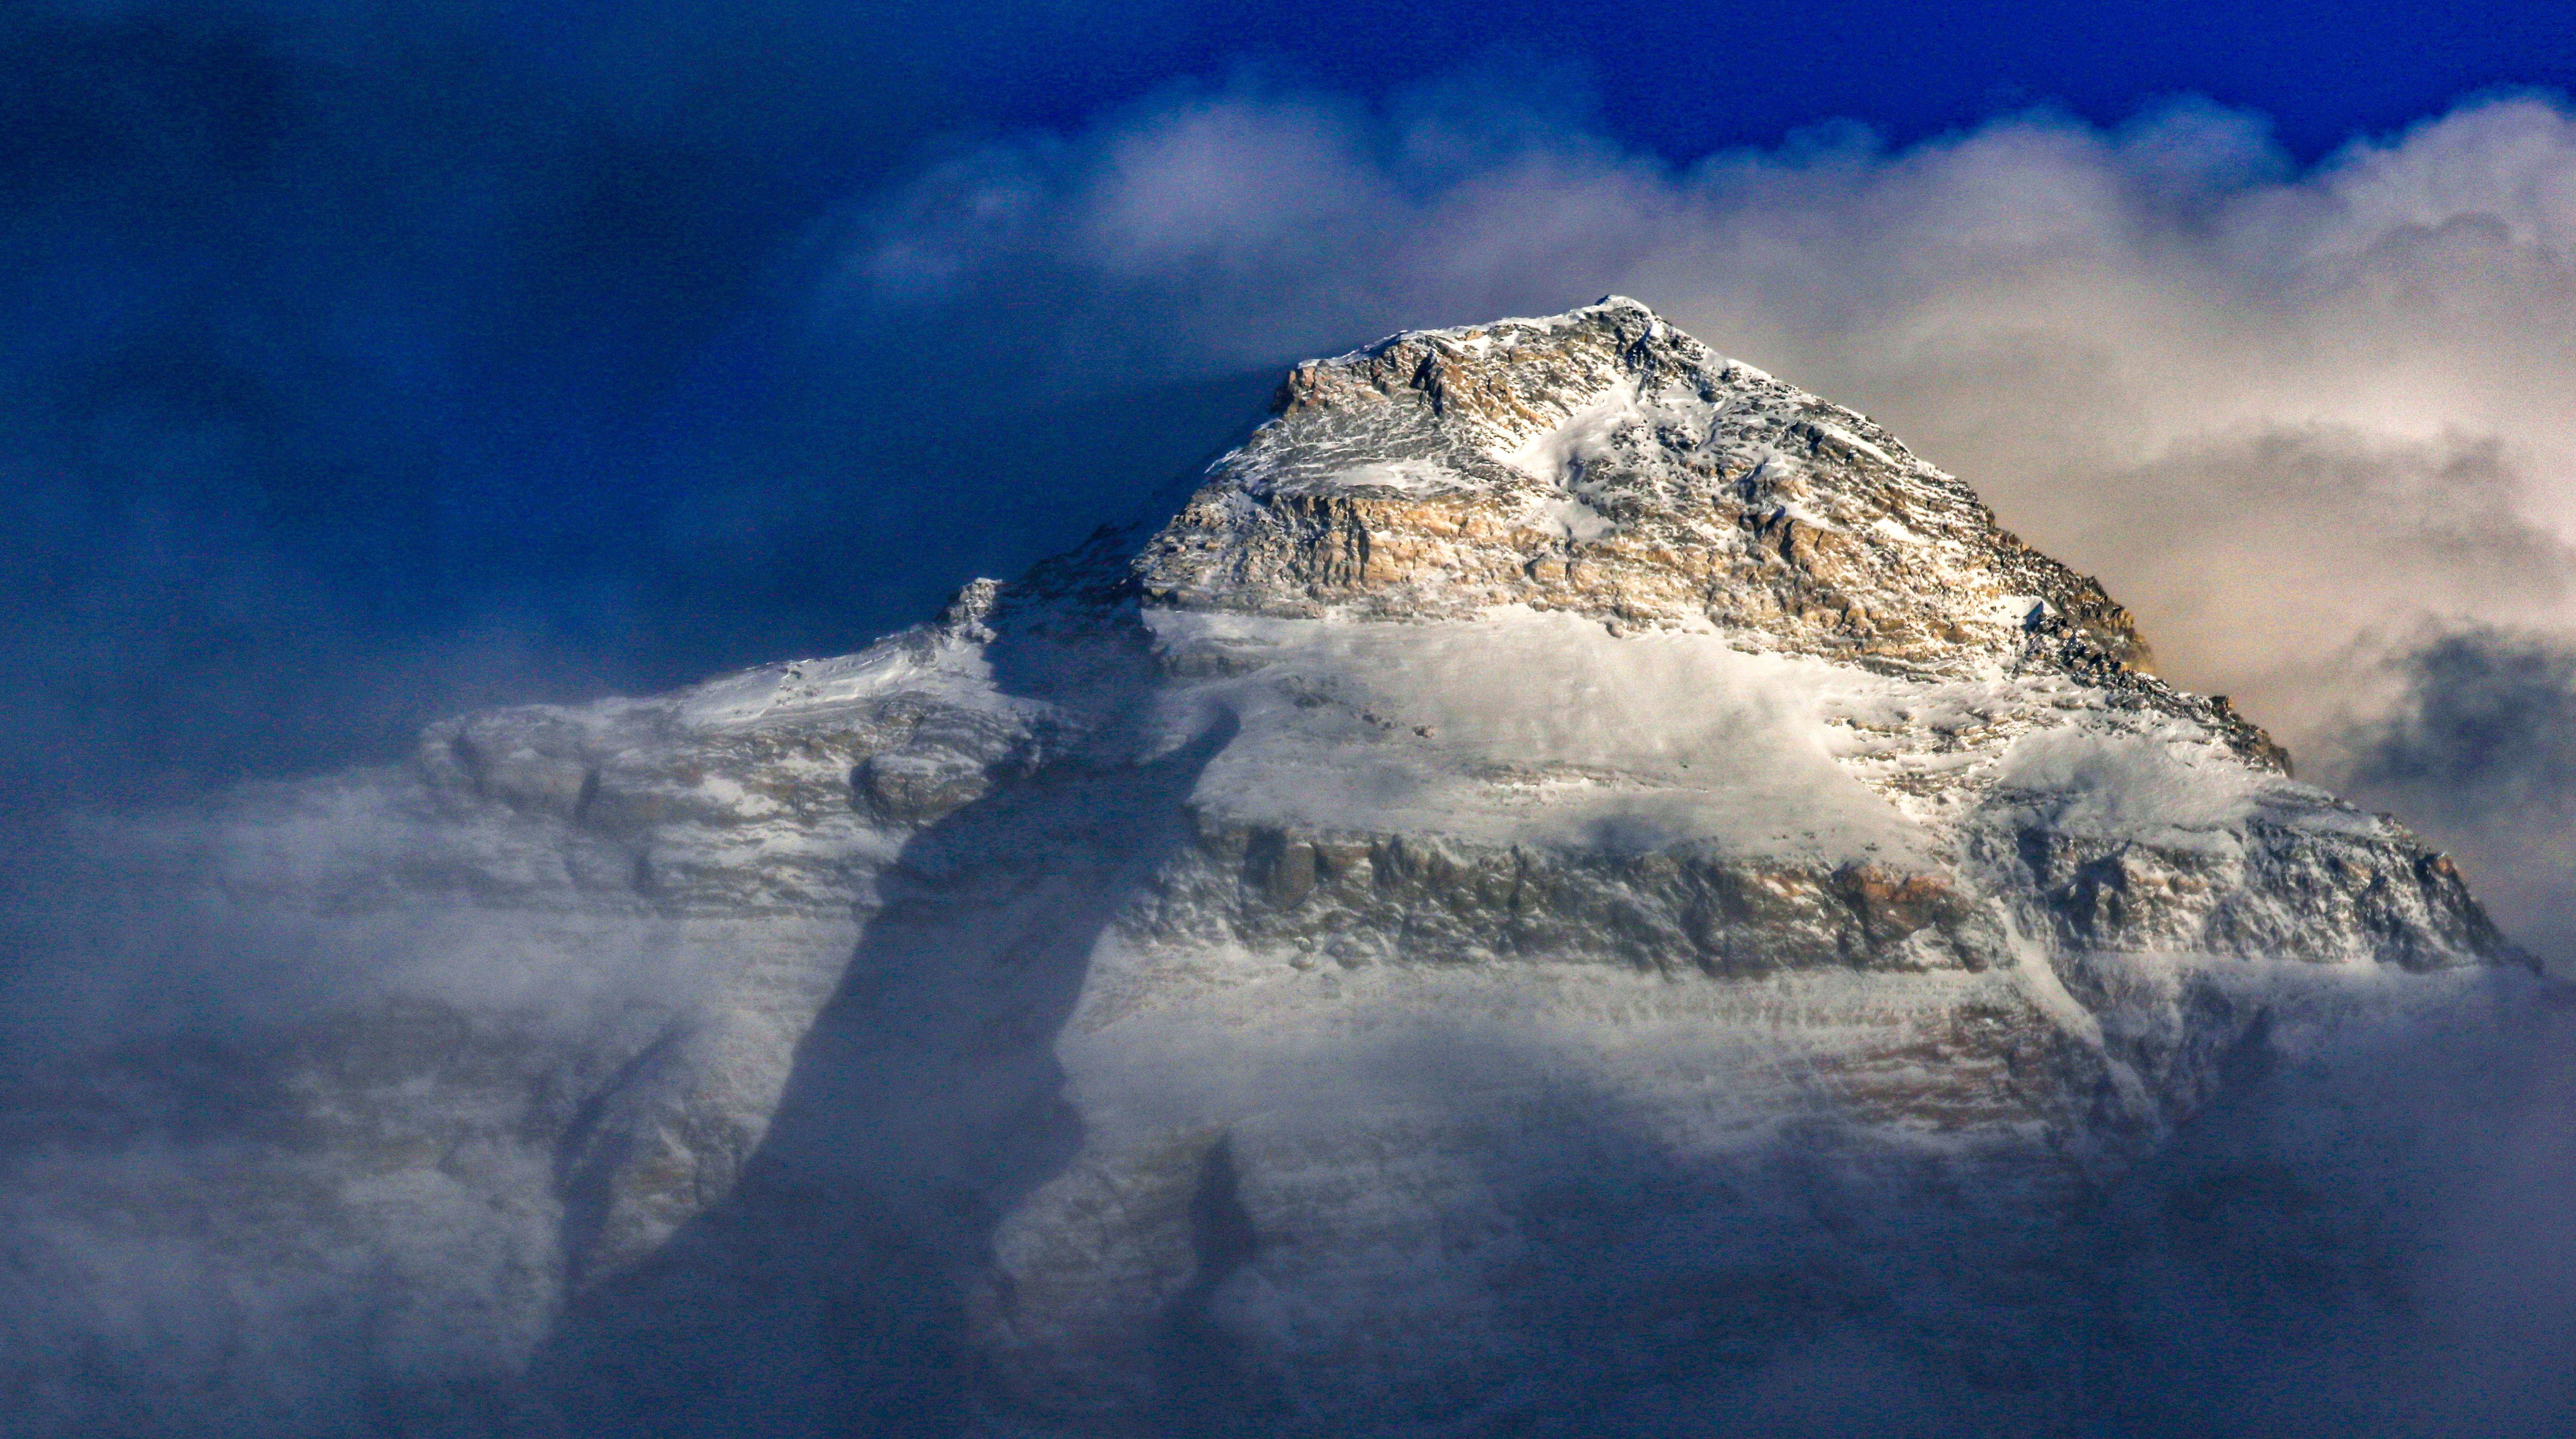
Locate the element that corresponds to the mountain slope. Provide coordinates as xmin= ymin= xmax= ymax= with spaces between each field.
xmin=0 ymin=299 xmax=2534 ymax=1438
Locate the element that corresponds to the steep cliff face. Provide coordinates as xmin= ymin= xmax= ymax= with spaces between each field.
xmin=0 ymin=302 xmax=2532 ymax=1437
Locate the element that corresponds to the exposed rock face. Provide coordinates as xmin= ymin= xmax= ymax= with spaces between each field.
xmin=0 ymin=301 xmax=2533 ymax=1438
xmin=1143 ymin=303 xmax=2131 ymax=653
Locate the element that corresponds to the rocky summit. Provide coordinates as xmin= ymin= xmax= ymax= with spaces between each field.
xmin=0 ymin=300 xmax=2537 ymax=1438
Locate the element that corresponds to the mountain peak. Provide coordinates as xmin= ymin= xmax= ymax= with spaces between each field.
xmin=1131 ymin=300 xmax=2285 ymax=760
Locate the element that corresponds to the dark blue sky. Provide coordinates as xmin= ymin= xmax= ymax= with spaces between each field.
xmin=7 ymin=0 xmax=2574 ymax=807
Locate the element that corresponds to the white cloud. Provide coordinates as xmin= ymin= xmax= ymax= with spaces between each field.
xmin=845 ymin=82 xmax=2576 ymax=954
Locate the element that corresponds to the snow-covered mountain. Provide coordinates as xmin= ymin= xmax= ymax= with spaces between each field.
xmin=0 ymin=299 xmax=2545 ymax=1437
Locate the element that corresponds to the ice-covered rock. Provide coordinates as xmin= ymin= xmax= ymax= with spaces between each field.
xmin=0 ymin=300 xmax=2534 ymax=1437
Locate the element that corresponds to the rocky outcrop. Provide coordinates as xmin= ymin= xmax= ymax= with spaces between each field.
xmin=1144 ymin=304 xmax=2152 ymax=670
xmin=0 ymin=300 xmax=2533 ymax=1438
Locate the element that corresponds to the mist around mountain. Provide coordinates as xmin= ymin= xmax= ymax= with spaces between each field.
xmin=2 ymin=303 xmax=2570 ymax=1438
